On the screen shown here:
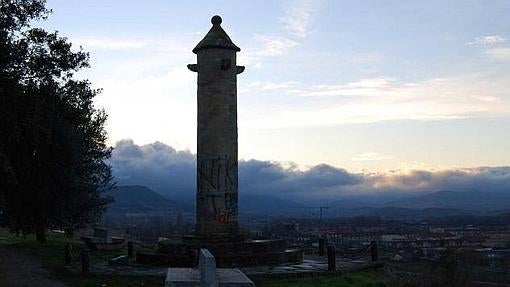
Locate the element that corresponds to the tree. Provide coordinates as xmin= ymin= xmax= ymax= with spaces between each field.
xmin=0 ymin=0 xmax=113 ymax=243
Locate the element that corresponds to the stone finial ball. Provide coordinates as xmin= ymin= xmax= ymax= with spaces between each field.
xmin=211 ymin=15 xmax=222 ymax=25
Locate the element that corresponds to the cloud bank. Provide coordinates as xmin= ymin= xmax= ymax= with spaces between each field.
xmin=110 ymin=140 xmax=510 ymax=203
xmin=240 ymin=75 xmax=510 ymax=129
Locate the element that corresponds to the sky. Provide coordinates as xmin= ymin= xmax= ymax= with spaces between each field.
xmin=40 ymin=0 xmax=510 ymax=172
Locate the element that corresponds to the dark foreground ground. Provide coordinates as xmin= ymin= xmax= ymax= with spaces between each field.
xmin=0 ymin=246 xmax=67 ymax=287
xmin=0 ymin=228 xmax=395 ymax=287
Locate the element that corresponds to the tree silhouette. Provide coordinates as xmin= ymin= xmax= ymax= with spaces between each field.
xmin=0 ymin=0 xmax=113 ymax=243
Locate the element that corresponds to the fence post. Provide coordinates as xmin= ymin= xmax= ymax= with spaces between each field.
xmin=319 ymin=237 xmax=326 ymax=256
xmin=327 ymin=245 xmax=336 ymax=271
xmin=128 ymin=241 xmax=133 ymax=259
xmin=64 ymin=228 xmax=74 ymax=239
xmin=64 ymin=244 xmax=72 ymax=266
xmin=81 ymin=249 xmax=90 ymax=275
xmin=371 ymin=241 xmax=378 ymax=262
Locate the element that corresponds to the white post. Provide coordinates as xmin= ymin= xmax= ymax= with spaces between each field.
xmin=199 ymin=249 xmax=218 ymax=287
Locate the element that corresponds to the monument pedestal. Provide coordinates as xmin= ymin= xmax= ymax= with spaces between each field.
xmin=137 ymin=236 xmax=303 ymax=267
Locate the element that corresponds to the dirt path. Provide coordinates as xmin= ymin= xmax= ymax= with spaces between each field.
xmin=0 ymin=247 xmax=67 ymax=287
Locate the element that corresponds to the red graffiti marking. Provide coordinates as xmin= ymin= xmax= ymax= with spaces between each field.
xmin=215 ymin=212 xmax=232 ymax=224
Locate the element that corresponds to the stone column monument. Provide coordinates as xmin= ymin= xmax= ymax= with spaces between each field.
xmin=136 ymin=16 xmax=302 ymax=267
xmin=188 ymin=15 xmax=245 ymax=239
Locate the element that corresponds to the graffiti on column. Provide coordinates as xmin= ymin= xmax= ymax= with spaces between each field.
xmin=198 ymin=155 xmax=238 ymax=224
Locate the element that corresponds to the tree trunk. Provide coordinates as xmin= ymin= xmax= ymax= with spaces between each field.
xmin=35 ymin=224 xmax=47 ymax=244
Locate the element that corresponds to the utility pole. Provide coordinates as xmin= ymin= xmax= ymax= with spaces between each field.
xmin=290 ymin=206 xmax=330 ymax=222
xmin=319 ymin=206 xmax=329 ymax=223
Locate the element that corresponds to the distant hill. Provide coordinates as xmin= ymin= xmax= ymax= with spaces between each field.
xmin=386 ymin=190 xmax=510 ymax=211
xmin=369 ymin=207 xmax=477 ymax=220
xmin=239 ymin=193 xmax=304 ymax=215
xmin=325 ymin=190 xmax=510 ymax=220
xmin=334 ymin=206 xmax=478 ymax=220
xmin=107 ymin=185 xmax=190 ymax=214
xmin=107 ymin=186 xmax=303 ymax=216
xmin=106 ymin=186 xmax=510 ymax=219
xmin=237 ymin=190 xmax=510 ymax=217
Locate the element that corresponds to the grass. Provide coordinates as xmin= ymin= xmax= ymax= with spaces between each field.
xmin=0 ymin=228 xmax=164 ymax=287
xmin=258 ymin=272 xmax=395 ymax=287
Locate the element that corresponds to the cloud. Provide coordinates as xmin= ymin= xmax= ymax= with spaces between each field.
xmin=110 ymin=139 xmax=195 ymax=199
xmin=110 ymin=140 xmax=510 ymax=202
xmin=240 ymin=80 xmax=300 ymax=94
xmin=485 ymin=47 xmax=510 ymax=61
xmin=352 ymin=152 xmax=394 ymax=162
xmin=110 ymin=140 xmax=361 ymax=201
xmin=467 ymin=35 xmax=506 ymax=45
xmin=239 ymin=0 xmax=319 ymax=67
xmin=239 ymin=35 xmax=299 ymax=68
xmin=280 ymin=0 xmax=320 ymax=38
xmin=239 ymin=161 xmax=362 ymax=197
xmin=241 ymin=75 xmax=510 ymax=128
xmin=370 ymin=167 xmax=510 ymax=194
xmin=307 ymin=78 xmax=394 ymax=97
xmin=465 ymin=35 xmax=510 ymax=62
xmin=252 ymin=35 xmax=299 ymax=56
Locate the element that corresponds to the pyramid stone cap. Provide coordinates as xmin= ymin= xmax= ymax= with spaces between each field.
xmin=192 ymin=15 xmax=241 ymax=54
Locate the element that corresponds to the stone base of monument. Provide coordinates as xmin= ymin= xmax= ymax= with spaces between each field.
xmin=137 ymin=235 xmax=303 ymax=268
xmin=165 ymin=248 xmax=254 ymax=287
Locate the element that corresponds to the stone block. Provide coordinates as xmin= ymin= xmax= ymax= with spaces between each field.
xmin=165 ymin=268 xmax=200 ymax=287
xmin=199 ymin=249 xmax=218 ymax=287
xmin=216 ymin=268 xmax=255 ymax=287
xmin=165 ymin=249 xmax=255 ymax=287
